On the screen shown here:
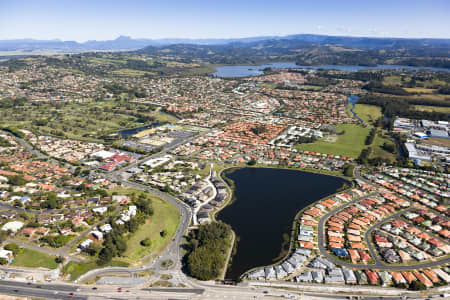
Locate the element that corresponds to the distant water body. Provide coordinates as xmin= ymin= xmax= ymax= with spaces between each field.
xmin=213 ymin=62 xmax=450 ymax=77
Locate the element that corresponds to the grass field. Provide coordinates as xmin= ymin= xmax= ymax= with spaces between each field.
xmin=11 ymin=248 xmax=58 ymax=269
xmin=107 ymin=187 xmax=180 ymax=263
xmin=63 ymin=260 xmax=129 ymax=281
xmin=371 ymin=131 xmax=397 ymax=163
xmin=353 ymin=104 xmax=382 ymax=124
xmin=111 ymin=69 xmax=154 ymax=76
xmin=295 ymin=124 xmax=370 ymax=158
xmin=404 ymin=87 xmax=436 ymax=94
xmin=412 ymin=105 xmax=450 ymax=113
xmin=121 ymin=196 xmax=180 ymax=263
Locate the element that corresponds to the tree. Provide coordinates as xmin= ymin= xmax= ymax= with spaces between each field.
xmin=247 ymin=159 xmax=257 ymax=166
xmin=8 ymin=175 xmax=26 ymax=186
xmin=85 ymin=242 xmax=102 ymax=256
xmin=97 ymin=247 xmax=113 ymax=265
xmin=160 ymin=230 xmax=167 ymax=237
xmin=187 ymin=246 xmax=222 ymax=280
xmin=140 ymin=238 xmax=152 ymax=247
xmin=4 ymin=243 xmax=20 ymax=255
xmin=0 ymin=258 xmax=8 ymax=265
xmin=114 ymin=236 xmax=127 ymax=255
xmin=409 ymin=280 xmax=427 ymax=291
xmin=342 ymin=164 xmax=355 ymax=177
xmin=55 ymin=256 xmax=65 ymax=263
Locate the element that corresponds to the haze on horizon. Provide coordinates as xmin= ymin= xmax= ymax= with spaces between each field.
xmin=0 ymin=0 xmax=449 ymax=42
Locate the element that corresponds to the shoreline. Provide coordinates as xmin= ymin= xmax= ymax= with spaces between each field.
xmin=212 ymin=164 xmax=352 ymax=281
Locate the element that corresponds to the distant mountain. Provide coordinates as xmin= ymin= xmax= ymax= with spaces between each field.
xmin=2 ymin=34 xmax=450 ymax=53
xmin=137 ymin=36 xmax=450 ymax=68
xmin=0 ymin=35 xmax=280 ymax=52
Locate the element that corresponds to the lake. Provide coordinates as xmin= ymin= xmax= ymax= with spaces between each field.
xmin=217 ymin=167 xmax=348 ymax=279
xmin=212 ymin=62 xmax=450 ymax=77
xmin=119 ymin=122 xmax=160 ymax=139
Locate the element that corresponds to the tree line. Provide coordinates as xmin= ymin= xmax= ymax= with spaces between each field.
xmin=184 ymin=222 xmax=232 ymax=280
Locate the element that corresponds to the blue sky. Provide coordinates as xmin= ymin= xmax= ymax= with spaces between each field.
xmin=0 ymin=0 xmax=449 ymax=41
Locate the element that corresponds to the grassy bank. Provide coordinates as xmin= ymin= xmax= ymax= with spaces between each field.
xmin=11 ymin=248 xmax=58 ymax=269
xmin=353 ymin=104 xmax=382 ymax=124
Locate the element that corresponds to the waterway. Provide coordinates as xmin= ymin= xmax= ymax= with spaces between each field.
xmin=213 ymin=62 xmax=449 ymax=77
xmin=347 ymin=95 xmax=363 ymax=123
xmin=217 ymin=167 xmax=348 ymax=280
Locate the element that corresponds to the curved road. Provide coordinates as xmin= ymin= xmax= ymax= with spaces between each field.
xmin=317 ymin=167 xmax=450 ymax=270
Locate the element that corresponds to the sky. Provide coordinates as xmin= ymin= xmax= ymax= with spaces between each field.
xmin=0 ymin=0 xmax=449 ymax=41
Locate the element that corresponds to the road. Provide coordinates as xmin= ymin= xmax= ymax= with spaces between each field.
xmin=76 ymin=178 xmax=192 ymax=283
xmin=316 ymin=167 xmax=450 ymax=271
xmin=0 ymin=280 xmax=86 ymax=300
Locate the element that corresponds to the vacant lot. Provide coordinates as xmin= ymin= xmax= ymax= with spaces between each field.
xmin=424 ymin=137 xmax=450 ymax=148
xmin=121 ymin=195 xmax=180 ymax=263
xmin=295 ymin=124 xmax=370 ymax=158
xmin=353 ymin=104 xmax=382 ymax=124
xmin=11 ymin=248 xmax=58 ymax=269
xmin=63 ymin=260 xmax=129 ymax=281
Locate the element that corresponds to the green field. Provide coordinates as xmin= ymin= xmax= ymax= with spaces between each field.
xmin=63 ymin=260 xmax=129 ymax=281
xmin=413 ymin=105 xmax=450 ymax=113
xmin=371 ymin=131 xmax=397 ymax=163
xmin=121 ymin=195 xmax=180 ymax=263
xmin=295 ymin=124 xmax=370 ymax=158
xmin=107 ymin=187 xmax=181 ymax=263
xmin=353 ymin=104 xmax=382 ymax=124
xmin=11 ymin=248 xmax=58 ymax=269
xmin=404 ymin=87 xmax=436 ymax=94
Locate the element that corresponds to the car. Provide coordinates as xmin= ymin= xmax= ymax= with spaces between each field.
xmin=36 ymin=285 xmax=41 ymax=288
xmin=92 ymin=287 xmax=97 ymax=290
xmin=67 ymin=296 xmax=72 ymax=299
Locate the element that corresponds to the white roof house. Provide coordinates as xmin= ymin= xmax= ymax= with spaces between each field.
xmin=90 ymin=150 xmax=115 ymax=160
xmin=0 ymin=249 xmax=13 ymax=263
xmin=99 ymin=224 xmax=112 ymax=233
xmin=2 ymin=221 xmax=24 ymax=233
xmin=79 ymin=239 xmax=92 ymax=250
xmin=93 ymin=207 xmax=107 ymax=215
xmin=91 ymin=230 xmax=103 ymax=240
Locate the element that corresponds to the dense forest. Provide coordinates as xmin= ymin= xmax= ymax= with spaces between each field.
xmin=184 ymin=222 xmax=233 ymax=280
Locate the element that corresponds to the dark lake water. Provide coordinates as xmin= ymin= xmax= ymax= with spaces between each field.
xmin=212 ymin=62 xmax=449 ymax=77
xmin=119 ymin=122 xmax=160 ymax=139
xmin=217 ymin=167 xmax=348 ymax=279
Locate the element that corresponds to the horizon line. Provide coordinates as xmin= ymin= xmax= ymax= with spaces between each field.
xmin=1 ymin=32 xmax=450 ymax=43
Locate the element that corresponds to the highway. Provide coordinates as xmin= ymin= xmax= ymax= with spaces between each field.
xmin=0 ymin=280 xmax=86 ymax=300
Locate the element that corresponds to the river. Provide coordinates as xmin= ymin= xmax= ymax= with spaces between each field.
xmin=347 ymin=95 xmax=363 ymax=123
xmin=213 ymin=62 xmax=449 ymax=77
xmin=217 ymin=167 xmax=348 ymax=280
